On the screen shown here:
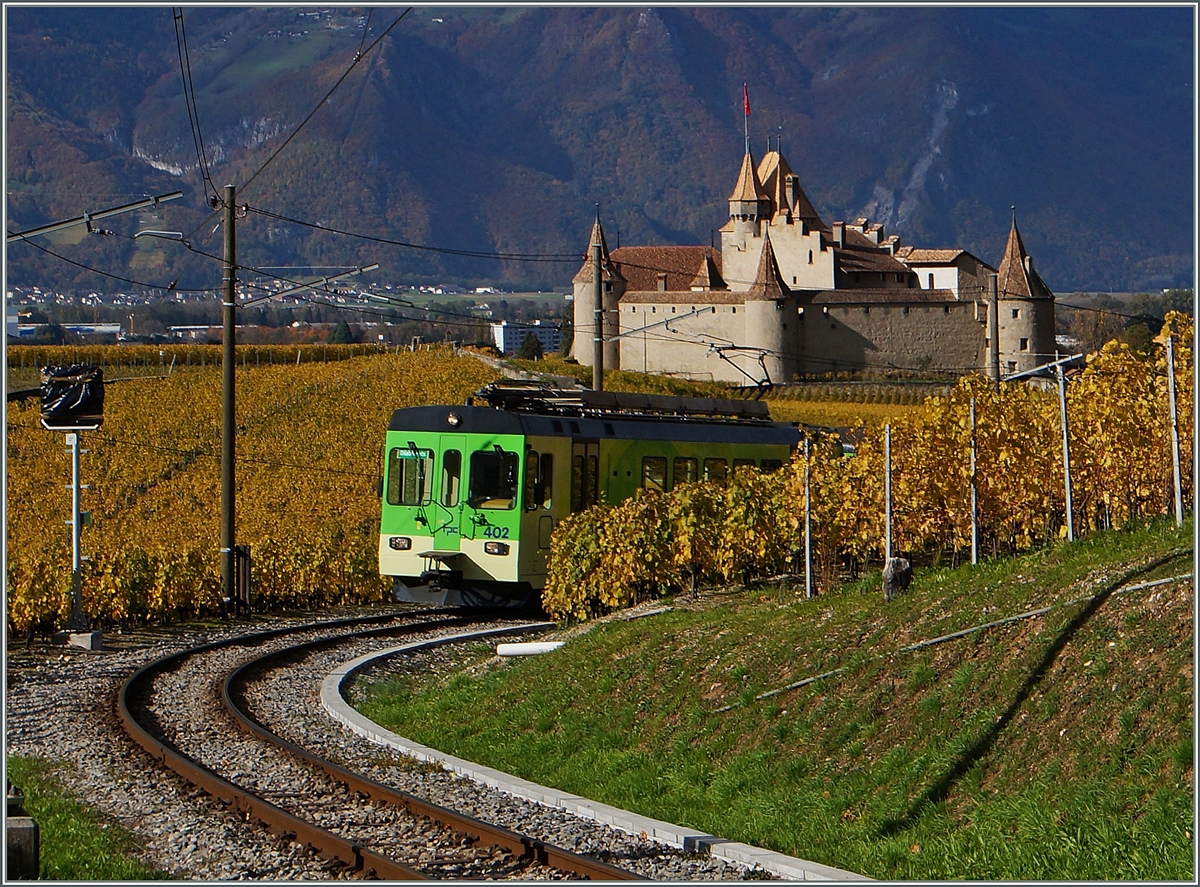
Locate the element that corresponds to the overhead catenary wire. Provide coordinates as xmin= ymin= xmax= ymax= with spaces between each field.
xmin=11 ymin=235 xmax=217 ymax=293
xmin=246 ymin=206 xmax=583 ymax=263
xmin=180 ymin=8 xmax=412 ymax=245
xmin=237 ymin=8 xmax=412 ymax=198
xmin=173 ymin=7 xmax=217 ymax=203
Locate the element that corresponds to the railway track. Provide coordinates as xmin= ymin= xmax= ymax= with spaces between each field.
xmin=117 ymin=610 xmax=647 ymax=880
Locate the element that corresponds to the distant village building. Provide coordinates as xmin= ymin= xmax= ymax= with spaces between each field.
xmin=572 ymin=144 xmax=1056 ymax=384
xmin=491 ymin=320 xmax=562 ymax=355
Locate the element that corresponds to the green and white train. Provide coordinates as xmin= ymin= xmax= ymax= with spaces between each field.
xmin=379 ymin=381 xmax=801 ymax=607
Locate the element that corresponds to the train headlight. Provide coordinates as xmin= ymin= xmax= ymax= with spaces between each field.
xmin=388 ymin=536 xmax=413 ymax=551
xmin=446 ymin=411 xmax=462 ymax=427
xmin=484 ymin=541 xmax=510 ymax=556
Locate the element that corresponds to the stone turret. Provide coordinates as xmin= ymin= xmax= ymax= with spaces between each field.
xmin=992 ymin=213 xmax=1056 ymax=375
xmin=743 ymin=232 xmax=798 ymax=385
xmin=571 ymin=213 xmax=624 ymax=368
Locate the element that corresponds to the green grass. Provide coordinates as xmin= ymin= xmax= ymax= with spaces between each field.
xmin=5 ymin=756 xmax=169 ymax=880
xmin=356 ymin=517 xmax=1195 ymax=880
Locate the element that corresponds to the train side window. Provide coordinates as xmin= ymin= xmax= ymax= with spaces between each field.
xmin=468 ymin=448 xmax=518 ymax=509
xmin=641 ymin=456 xmax=667 ymax=492
xmin=585 ymin=454 xmax=598 ymax=506
xmin=673 ymin=457 xmax=697 ymax=486
xmin=524 ymin=450 xmax=539 ymax=511
xmin=761 ymin=459 xmax=783 ymax=473
xmin=703 ymin=458 xmax=727 ymax=482
xmin=441 ymin=449 xmax=461 ymax=507
xmin=538 ymin=453 xmax=553 ymax=509
xmin=387 ymin=446 xmax=434 ymax=506
xmin=571 ymin=455 xmax=584 ymax=512
xmin=733 ymin=458 xmax=757 ymax=474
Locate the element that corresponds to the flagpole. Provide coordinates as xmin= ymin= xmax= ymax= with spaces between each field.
xmin=743 ymin=83 xmax=750 ymax=154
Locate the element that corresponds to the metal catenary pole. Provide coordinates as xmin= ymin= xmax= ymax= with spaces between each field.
xmin=1166 ymin=333 xmax=1184 ymax=527
xmin=221 ymin=185 xmax=237 ymax=607
xmin=1056 ymin=363 xmax=1075 ymax=542
xmin=65 ymin=431 xmax=88 ymax=630
xmin=884 ymin=423 xmax=892 ymax=562
xmin=592 ymin=239 xmax=603 ymax=392
xmin=988 ymin=273 xmax=1001 ymax=392
xmin=804 ymin=436 xmax=812 ymax=599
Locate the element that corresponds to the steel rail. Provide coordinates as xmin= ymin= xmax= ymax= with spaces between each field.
xmin=224 ymin=622 xmax=647 ymax=881
xmin=116 ymin=610 xmax=474 ymax=879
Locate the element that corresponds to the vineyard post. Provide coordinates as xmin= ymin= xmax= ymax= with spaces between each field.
xmin=970 ymin=397 xmax=978 ymax=565
xmin=221 ymin=183 xmax=237 ymax=609
xmin=884 ymin=423 xmax=892 ymax=562
xmin=1056 ymin=363 xmax=1075 ymax=542
xmin=1166 ymin=332 xmax=1183 ymax=527
xmin=804 ymin=436 xmax=812 ymax=599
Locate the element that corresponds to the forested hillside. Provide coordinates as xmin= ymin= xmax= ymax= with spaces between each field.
xmin=6 ymin=6 xmax=1193 ymax=293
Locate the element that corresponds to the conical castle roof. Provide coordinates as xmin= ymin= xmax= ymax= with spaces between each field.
xmin=572 ymin=216 xmax=625 ymax=286
xmin=996 ymin=216 xmax=1053 ymax=300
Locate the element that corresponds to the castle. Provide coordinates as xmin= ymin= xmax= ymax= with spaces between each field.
xmin=572 ymin=143 xmax=1056 ymax=385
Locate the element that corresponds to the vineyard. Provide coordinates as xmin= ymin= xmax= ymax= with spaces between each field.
xmin=6 ymin=343 xmax=390 ymax=388
xmin=6 ymin=346 xmax=498 ymax=634
xmin=542 ymin=314 xmax=1194 ymax=621
xmin=5 ymin=317 xmax=1193 ymax=633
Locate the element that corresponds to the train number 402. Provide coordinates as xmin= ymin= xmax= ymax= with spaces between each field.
xmin=482 ymin=525 xmax=510 ymax=539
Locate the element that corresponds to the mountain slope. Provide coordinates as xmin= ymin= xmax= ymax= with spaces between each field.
xmin=5 ymin=6 xmax=1193 ymax=293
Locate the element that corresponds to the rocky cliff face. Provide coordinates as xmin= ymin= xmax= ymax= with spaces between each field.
xmin=5 ymin=6 xmax=1193 ymax=293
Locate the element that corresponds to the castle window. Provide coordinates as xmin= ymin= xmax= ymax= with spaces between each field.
xmin=943 ymin=305 xmax=950 ymax=314
xmin=1019 ymin=338 xmax=1029 ymax=351
xmin=1007 ymin=361 xmax=1017 ymax=373
xmin=651 ymin=306 xmax=656 ymax=313
xmin=896 ymin=273 xmax=904 ymax=283
xmin=732 ymin=307 xmax=737 ymax=314
xmin=793 ymin=276 xmax=797 ymax=284
xmin=928 ymin=273 xmax=934 ymax=288
xmin=1012 ymin=308 xmax=1020 ymax=319
xmin=863 ymin=307 xmax=870 ymax=314
xmin=605 ymin=282 xmax=613 ymax=293
xmin=903 ymin=306 xmax=910 ymax=315
xmin=808 ymin=250 xmax=813 ymax=264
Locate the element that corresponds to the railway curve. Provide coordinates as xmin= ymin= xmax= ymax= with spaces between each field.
xmin=117 ymin=611 xmax=656 ymax=879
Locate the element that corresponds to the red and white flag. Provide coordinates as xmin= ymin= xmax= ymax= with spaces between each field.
xmin=743 ymin=83 xmax=751 ymax=116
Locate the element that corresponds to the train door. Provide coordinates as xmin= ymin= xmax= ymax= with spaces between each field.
xmin=430 ymin=435 xmax=465 ymax=551
xmin=570 ymin=441 xmax=599 ymax=512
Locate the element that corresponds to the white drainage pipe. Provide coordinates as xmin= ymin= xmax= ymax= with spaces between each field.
xmin=495 ymin=641 xmax=564 ymax=657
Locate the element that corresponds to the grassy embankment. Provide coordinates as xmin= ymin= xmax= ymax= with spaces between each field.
xmin=4 ymin=756 xmax=168 ymax=879
xmin=356 ymin=518 xmax=1194 ymax=880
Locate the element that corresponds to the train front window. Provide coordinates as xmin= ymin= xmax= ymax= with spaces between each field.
xmin=387 ymin=446 xmax=434 ymax=506
xmin=441 ymin=450 xmax=461 ymax=507
xmin=468 ymin=448 xmax=519 ymax=509
xmin=641 ymin=456 xmax=667 ymax=492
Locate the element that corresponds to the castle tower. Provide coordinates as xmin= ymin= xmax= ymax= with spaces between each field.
xmin=719 ymin=150 xmax=771 ymax=291
xmin=571 ymin=212 xmax=625 ymax=368
xmin=743 ymin=231 xmax=800 ymax=385
xmin=722 ymin=146 xmax=834 ymax=293
xmin=993 ymin=212 xmax=1056 ymax=375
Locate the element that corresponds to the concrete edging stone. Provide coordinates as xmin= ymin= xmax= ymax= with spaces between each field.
xmin=319 ymin=631 xmax=869 ymax=881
